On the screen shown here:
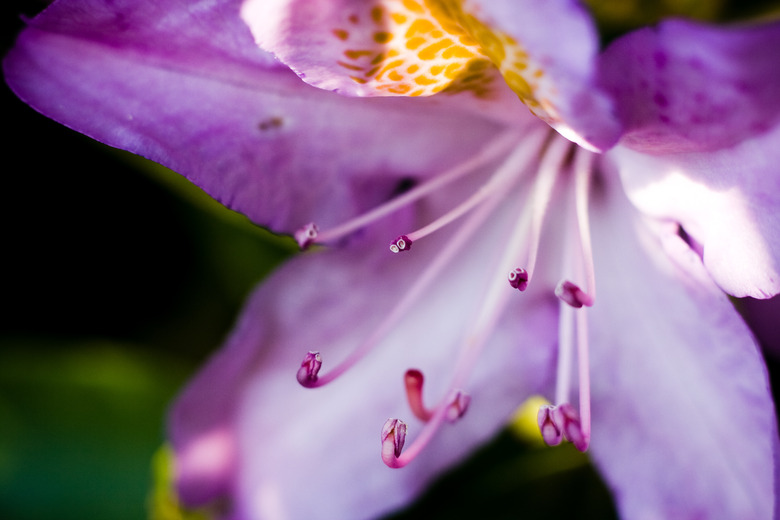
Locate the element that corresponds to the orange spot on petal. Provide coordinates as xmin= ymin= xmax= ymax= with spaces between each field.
xmin=414 ymin=75 xmax=439 ymax=85
xmin=371 ymin=6 xmax=383 ymax=24
xmin=442 ymin=46 xmax=474 ymax=59
xmin=405 ymin=36 xmax=426 ymax=50
xmin=374 ymin=32 xmax=392 ymax=44
xmin=401 ymin=0 xmax=424 ymax=14
xmin=405 ymin=19 xmax=436 ymax=37
xmin=337 ymin=60 xmax=365 ymax=71
xmin=344 ymin=49 xmax=373 ymax=60
xmin=332 ymin=29 xmax=349 ymax=41
xmin=444 ymin=62 xmax=463 ymax=79
xmin=418 ymin=38 xmax=453 ymax=60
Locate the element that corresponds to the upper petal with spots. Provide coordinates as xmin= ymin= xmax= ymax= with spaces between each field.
xmin=242 ymin=0 xmax=621 ymax=151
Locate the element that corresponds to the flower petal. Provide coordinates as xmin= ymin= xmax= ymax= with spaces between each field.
xmin=242 ymin=0 xmax=620 ymax=151
xmin=3 ymin=0 xmax=504 ymax=235
xmin=170 ymin=186 xmax=559 ymax=518
xmin=588 ymin=175 xmax=777 ymax=518
xmin=599 ymin=18 xmax=780 ymax=154
xmin=610 ymin=124 xmax=780 ymax=299
xmin=462 ymin=0 xmax=621 ymax=150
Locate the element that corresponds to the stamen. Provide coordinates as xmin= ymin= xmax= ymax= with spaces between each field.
xmin=381 ymin=418 xmax=407 ymax=466
xmin=554 ymin=299 xmax=576 ymax=406
xmin=296 ymin=351 xmax=322 ymax=387
xmin=380 ymin=402 xmax=451 ymax=468
xmin=389 ymin=235 xmax=412 ymax=254
xmin=573 ymin=149 xmax=597 ymax=301
xmin=394 ymin=129 xmax=548 ymax=249
xmin=294 ymin=223 xmax=319 ymax=250
xmin=304 ymin=131 xmax=521 ymax=248
xmin=516 ymin=135 xmax=571 ymax=284
xmin=575 ymin=299 xmax=592 ymax=451
xmin=507 ymin=267 xmax=529 ymax=291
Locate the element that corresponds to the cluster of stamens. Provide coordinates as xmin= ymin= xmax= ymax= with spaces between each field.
xmin=292 ymin=127 xmax=598 ymax=466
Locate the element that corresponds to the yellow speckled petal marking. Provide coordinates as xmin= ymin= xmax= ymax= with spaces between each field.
xmin=330 ymin=0 xmax=559 ymax=122
xmin=428 ymin=0 xmax=559 ymax=123
xmin=330 ymin=0 xmax=494 ymax=97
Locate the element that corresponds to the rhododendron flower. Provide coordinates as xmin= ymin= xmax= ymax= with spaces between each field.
xmin=5 ymin=0 xmax=780 ymax=518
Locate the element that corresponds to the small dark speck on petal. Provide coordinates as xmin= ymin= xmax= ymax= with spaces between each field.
xmin=392 ymin=177 xmax=417 ymax=196
xmin=259 ymin=116 xmax=284 ymax=131
xmin=653 ymin=92 xmax=669 ymax=108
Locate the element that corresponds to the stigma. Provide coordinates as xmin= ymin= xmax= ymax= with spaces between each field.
xmin=292 ymin=127 xmax=599 ymax=465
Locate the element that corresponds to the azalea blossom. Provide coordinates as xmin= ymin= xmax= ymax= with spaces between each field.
xmin=5 ymin=0 xmax=780 ymax=519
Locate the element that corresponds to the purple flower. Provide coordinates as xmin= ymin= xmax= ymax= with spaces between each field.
xmin=5 ymin=0 xmax=780 ymax=518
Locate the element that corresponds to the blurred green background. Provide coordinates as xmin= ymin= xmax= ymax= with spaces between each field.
xmin=2 ymin=1 xmax=779 ymax=519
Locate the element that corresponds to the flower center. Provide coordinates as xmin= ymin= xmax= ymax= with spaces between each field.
xmin=293 ymin=129 xmax=598 ymax=466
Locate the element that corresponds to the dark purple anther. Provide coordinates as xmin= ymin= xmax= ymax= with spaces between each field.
xmin=294 ymin=222 xmax=319 ymax=249
xmin=389 ymin=235 xmax=412 ymax=253
xmin=444 ymin=390 xmax=471 ymax=423
xmin=381 ymin=418 xmax=407 ymax=459
xmin=508 ymin=267 xmax=529 ymax=291
xmin=296 ymin=351 xmax=322 ymax=387
xmin=552 ymin=403 xmax=588 ymax=452
xmin=537 ymin=404 xmax=563 ymax=446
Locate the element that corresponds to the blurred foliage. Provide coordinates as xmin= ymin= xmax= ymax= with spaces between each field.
xmin=149 ymin=447 xmax=210 ymax=520
xmin=0 ymin=341 xmax=194 ymax=520
xmin=585 ymin=0 xmax=780 ymax=43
